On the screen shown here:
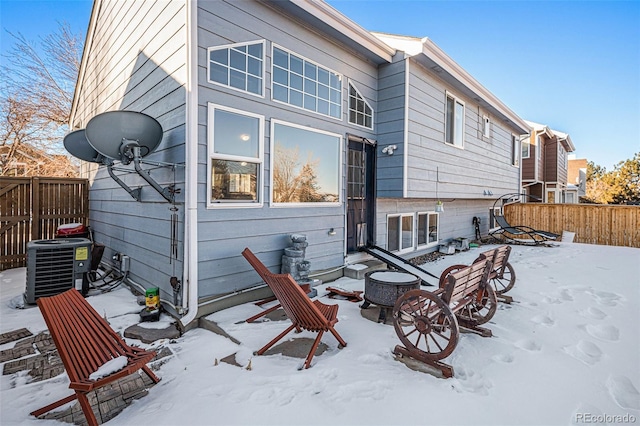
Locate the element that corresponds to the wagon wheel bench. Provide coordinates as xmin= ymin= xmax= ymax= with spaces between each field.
xmin=438 ymin=245 xmax=516 ymax=303
xmin=392 ymin=258 xmax=497 ymax=378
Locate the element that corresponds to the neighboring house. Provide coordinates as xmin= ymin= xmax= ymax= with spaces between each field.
xmin=521 ymin=121 xmax=575 ymax=203
xmin=70 ymin=0 xmax=529 ymax=327
xmin=566 ymin=156 xmax=587 ymax=203
xmin=0 ymin=144 xmax=78 ymax=177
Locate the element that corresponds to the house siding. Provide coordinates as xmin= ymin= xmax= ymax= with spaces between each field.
xmin=195 ymin=0 xmax=379 ymax=298
xmin=376 ymin=60 xmax=406 ymax=198
xmin=376 ymin=198 xmax=498 ymax=252
xmin=73 ymin=0 xmax=187 ymax=301
xmin=522 ymin=134 xmax=536 ymax=181
xmin=545 ymin=140 xmax=559 ymax=182
xmin=404 ymin=60 xmax=520 ymax=199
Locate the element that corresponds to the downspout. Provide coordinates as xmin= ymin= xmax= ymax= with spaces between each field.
xmin=179 ymin=0 xmax=199 ymax=330
xmin=402 ymin=58 xmax=410 ymax=198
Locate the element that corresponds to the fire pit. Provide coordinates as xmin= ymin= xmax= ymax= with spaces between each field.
xmin=362 ymin=271 xmax=421 ymax=323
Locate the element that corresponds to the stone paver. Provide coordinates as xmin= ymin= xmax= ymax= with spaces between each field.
xmin=0 ymin=328 xmax=33 ymax=345
xmin=1 ymin=328 xmax=172 ymax=424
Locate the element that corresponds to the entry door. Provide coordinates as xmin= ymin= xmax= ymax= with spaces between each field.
xmin=347 ymin=138 xmax=376 ymax=253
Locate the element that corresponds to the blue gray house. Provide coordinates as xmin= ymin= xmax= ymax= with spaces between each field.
xmin=70 ymin=0 xmax=529 ymax=328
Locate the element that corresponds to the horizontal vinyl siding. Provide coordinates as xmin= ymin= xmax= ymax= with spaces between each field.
xmin=74 ymin=0 xmax=187 ymax=301
xmin=545 ymin=141 xmax=559 ymax=181
xmin=195 ymin=0 xmax=379 ymax=298
xmin=404 ymin=59 xmax=520 ymax=199
xmin=376 ymin=61 xmax=406 ymax=198
xmin=376 ymin=198 xmax=498 ymax=254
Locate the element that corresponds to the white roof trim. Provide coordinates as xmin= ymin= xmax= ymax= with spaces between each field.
xmin=290 ymin=1 xmax=395 ymax=62
xmin=526 ymin=121 xmax=575 ymax=152
xmin=420 ymin=38 xmax=530 ymax=133
xmin=372 ymin=32 xmax=529 ymax=134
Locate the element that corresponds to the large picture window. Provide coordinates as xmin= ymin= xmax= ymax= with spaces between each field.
xmin=272 ymin=46 xmax=342 ymax=119
xmin=208 ymin=41 xmax=264 ymax=96
xmin=445 ymin=93 xmax=464 ymax=148
xmin=271 ymin=121 xmax=341 ymax=206
xmin=208 ymin=104 xmax=263 ymax=207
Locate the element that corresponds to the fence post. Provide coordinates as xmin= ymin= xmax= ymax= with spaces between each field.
xmin=31 ymin=177 xmax=40 ymax=240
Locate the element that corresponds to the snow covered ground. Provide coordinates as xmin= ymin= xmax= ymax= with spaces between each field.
xmin=1 ymin=242 xmax=639 ymax=425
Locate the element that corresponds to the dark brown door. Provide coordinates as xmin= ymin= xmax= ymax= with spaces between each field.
xmin=346 ymin=137 xmax=375 ymax=253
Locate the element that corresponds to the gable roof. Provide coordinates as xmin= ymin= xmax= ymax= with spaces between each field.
xmin=71 ymin=0 xmax=529 ymax=137
xmin=263 ymin=0 xmax=395 ymax=64
xmin=526 ymin=120 xmax=575 ymax=152
xmin=372 ymin=32 xmax=530 ymax=135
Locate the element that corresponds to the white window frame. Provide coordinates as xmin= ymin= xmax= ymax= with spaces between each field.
xmin=482 ymin=115 xmax=491 ymax=139
xmin=445 ymin=91 xmax=465 ymax=148
xmin=348 ymin=80 xmax=374 ymax=130
xmin=387 ymin=213 xmax=415 ymax=254
xmin=416 ymin=211 xmax=439 ymax=249
xmin=207 ymin=40 xmax=266 ymax=97
xmin=269 ymin=119 xmax=343 ymax=208
xmin=536 ymin=135 xmax=543 ymax=162
xmin=511 ymin=134 xmax=520 ymax=167
xmin=522 ymin=137 xmax=530 ymax=159
xmin=271 ymin=44 xmax=342 ymax=120
xmin=207 ymin=103 xmax=264 ymax=208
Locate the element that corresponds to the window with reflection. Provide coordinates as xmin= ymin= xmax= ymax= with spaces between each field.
xmin=417 ymin=212 xmax=439 ymax=247
xmin=208 ymin=104 xmax=263 ymax=206
xmin=387 ymin=214 xmax=414 ymax=253
xmin=271 ymin=121 xmax=341 ymax=205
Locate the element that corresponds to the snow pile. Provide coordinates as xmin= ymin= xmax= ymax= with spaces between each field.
xmin=1 ymin=242 xmax=639 ymax=425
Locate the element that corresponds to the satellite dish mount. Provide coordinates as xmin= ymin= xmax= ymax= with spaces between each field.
xmin=76 ymin=111 xmax=178 ymax=203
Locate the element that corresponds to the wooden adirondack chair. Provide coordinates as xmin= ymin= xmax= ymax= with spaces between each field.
xmin=242 ymin=248 xmax=347 ymax=369
xmin=31 ymin=289 xmax=160 ymax=426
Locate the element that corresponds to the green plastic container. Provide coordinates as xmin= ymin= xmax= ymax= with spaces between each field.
xmin=145 ymin=288 xmax=160 ymax=311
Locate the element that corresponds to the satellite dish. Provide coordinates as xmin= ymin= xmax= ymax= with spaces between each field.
xmin=85 ymin=111 xmax=163 ymax=162
xmin=63 ymin=129 xmax=104 ymax=163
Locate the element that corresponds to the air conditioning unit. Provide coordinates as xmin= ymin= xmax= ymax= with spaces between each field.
xmin=25 ymin=238 xmax=93 ymax=304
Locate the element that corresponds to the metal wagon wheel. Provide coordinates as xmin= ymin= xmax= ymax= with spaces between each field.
xmin=438 ymin=264 xmax=467 ymax=288
xmin=490 ymin=262 xmax=516 ymax=295
xmin=459 ymin=284 xmax=498 ymax=325
xmin=392 ymin=290 xmax=459 ymax=361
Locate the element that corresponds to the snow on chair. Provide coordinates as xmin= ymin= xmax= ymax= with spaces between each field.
xmin=31 ymin=289 xmax=160 ymax=426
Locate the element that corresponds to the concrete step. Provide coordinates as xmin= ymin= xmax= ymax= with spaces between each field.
xmin=344 ymin=260 xmax=387 ymax=280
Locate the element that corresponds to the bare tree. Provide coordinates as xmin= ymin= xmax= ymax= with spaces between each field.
xmin=273 ymin=144 xmax=323 ymax=203
xmin=1 ymin=22 xmax=83 ymax=176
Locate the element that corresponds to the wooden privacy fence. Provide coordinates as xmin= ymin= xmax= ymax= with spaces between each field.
xmin=1 ymin=177 xmax=89 ymax=270
xmin=504 ymin=203 xmax=640 ymax=248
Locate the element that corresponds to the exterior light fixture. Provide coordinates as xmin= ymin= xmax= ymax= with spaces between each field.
xmin=382 ymin=145 xmax=397 ymax=155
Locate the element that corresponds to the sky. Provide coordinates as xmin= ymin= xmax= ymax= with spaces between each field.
xmin=1 ymin=0 xmax=639 ymax=171
xmin=1 ymin=242 xmax=639 ymax=424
